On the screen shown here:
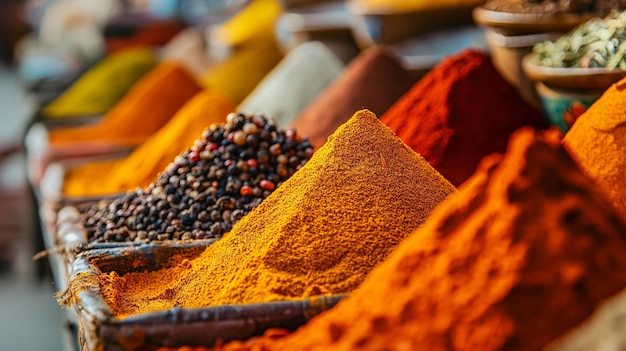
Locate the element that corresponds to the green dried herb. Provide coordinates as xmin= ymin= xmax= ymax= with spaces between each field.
xmin=533 ymin=10 xmax=626 ymax=69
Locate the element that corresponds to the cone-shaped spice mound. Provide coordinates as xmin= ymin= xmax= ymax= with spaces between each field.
xmin=204 ymin=127 xmax=626 ymax=351
xmin=98 ymin=109 xmax=456 ymax=317
xmin=61 ymin=89 xmax=236 ymax=197
xmin=563 ymin=78 xmax=626 ymax=222
xmin=49 ymin=62 xmax=202 ymax=146
xmin=82 ymin=112 xmax=314 ymax=243
xmin=380 ymin=49 xmax=546 ymax=187
xmin=288 ymin=47 xmax=415 ymax=149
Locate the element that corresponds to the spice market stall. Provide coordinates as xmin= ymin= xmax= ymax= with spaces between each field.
xmin=12 ymin=1 xmax=626 ymax=351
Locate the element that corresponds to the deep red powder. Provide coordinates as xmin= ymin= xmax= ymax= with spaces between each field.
xmin=380 ymin=49 xmax=547 ymax=187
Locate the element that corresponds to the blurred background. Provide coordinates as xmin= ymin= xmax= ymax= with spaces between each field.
xmin=0 ymin=1 xmax=62 ymax=351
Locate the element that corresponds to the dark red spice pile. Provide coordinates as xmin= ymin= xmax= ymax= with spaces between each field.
xmin=381 ymin=49 xmax=547 ymax=186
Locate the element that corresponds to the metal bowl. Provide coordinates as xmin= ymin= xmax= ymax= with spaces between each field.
xmin=348 ymin=1 xmax=478 ymax=47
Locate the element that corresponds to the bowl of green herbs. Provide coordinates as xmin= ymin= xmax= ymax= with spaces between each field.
xmin=522 ymin=10 xmax=626 ymax=131
xmin=523 ymin=10 xmax=626 ymax=89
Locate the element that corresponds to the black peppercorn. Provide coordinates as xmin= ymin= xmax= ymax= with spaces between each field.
xmin=81 ymin=113 xmax=314 ymax=244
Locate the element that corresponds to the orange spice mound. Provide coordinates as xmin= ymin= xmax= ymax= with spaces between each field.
xmin=61 ymin=89 xmax=235 ymax=197
xmin=99 ymin=109 xmax=456 ymax=317
xmin=202 ymin=127 xmax=626 ymax=351
xmin=49 ymin=62 xmax=202 ymax=147
xmin=562 ymin=78 xmax=626 ymax=222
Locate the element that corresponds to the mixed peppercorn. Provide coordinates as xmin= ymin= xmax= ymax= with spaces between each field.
xmin=81 ymin=112 xmax=314 ymax=243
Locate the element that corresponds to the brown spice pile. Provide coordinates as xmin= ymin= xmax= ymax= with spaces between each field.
xmin=380 ymin=49 xmax=546 ymax=187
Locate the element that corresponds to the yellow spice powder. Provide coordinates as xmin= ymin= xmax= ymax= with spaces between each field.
xmin=562 ymin=78 xmax=626 ymax=222
xmin=99 ymin=109 xmax=456 ymax=317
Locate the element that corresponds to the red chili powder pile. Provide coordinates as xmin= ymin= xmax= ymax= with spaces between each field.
xmin=380 ymin=49 xmax=547 ymax=187
xmin=562 ymin=77 xmax=626 ymax=222
xmin=288 ymin=46 xmax=416 ymax=149
xmin=194 ymin=127 xmax=626 ymax=351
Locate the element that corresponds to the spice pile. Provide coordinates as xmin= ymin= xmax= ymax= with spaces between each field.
xmin=288 ymin=47 xmax=415 ymax=148
xmin=81 ymin=112 xmax=314 ymax=243
xmin=48 ymin=62 xmax=202 ymax=147
xmin=381 ymin=49 xmax=546 ymax=186
xmin=61 ymin=89 xmax=236 ymax=197
xmin=41 ymin=47 xmax=158 ymax=119
xmin=533 ymin=10 xmax=626 ymax=69
xmin=200 ymin=127 xmax=626 ymax=351
xmin=563 ymin=77 xmax=626 ymax=222
xmin=97 ymin=109 xmax=456 ymax=317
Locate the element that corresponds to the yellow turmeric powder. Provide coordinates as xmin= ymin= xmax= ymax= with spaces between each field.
xmin=98 ymin=109 xmax=456 ymax=318
xmin=48 ymin=62 xmax=202 ymax=147
xmin=201 ymin=0 xmax=283 ymax=103
xmin=202 ymin=40 xmax=283 ymax=104
xmin=41 ymin=47 xmax=158 ymax=119
xmin=61 ymin=89 xmax=236 ymax=197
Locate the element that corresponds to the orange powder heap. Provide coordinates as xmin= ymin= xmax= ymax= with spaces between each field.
xmin=99 ymin=109 xmax=456 ymax=317
xmin=48 ymin=62 xmax=202 ymax=147
xmin=198 ymin=127 xmax=626 ymax=351
xmin=61 ymin=89 xmax=236 ymax=197
xmin=562 ymin=78 xmax=626 ymax=222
